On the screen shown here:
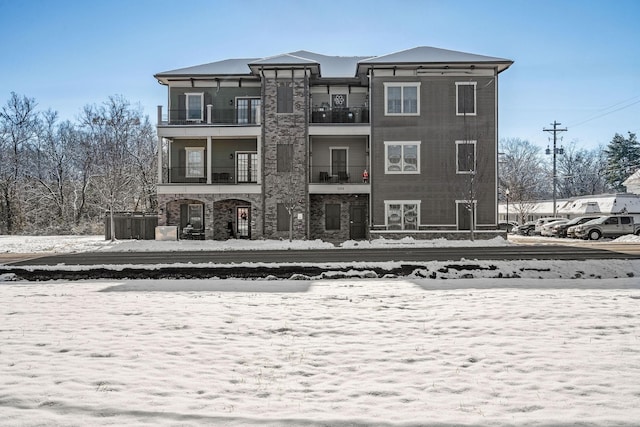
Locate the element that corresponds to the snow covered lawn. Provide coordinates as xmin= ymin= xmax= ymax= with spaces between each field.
xmin=1 ymin=278 xmax=640 ymax=426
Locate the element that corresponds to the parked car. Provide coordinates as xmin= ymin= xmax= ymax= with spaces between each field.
xmin=552 ymin=215 xmax=603 ymax=238
xmin=540 ymin=219 xmax=569 ymax=237
xmin=572 ymin=215 xmax=640 ymax=240
xmin=498 ymin=221 xmax=519 ymax=233
xmin=533 ymin=217 xmax=565 ymax=235
xmin=514 ymin=220 xmax=537 ymax=236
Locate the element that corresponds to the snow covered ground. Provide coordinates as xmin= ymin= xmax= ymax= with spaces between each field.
xmin=1 ymin=235 xmax=640 ymax=426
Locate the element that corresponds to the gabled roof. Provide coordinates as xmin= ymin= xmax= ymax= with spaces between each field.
xmin=155 ymin=58 xmax=257 ymax=79
xmin=248 ymin=53 xmax=321 ymax=76
xmin=154 ymin=46 xmax=513 ymax=83
xmin=357 ymin=46 xmax=513 ymax=73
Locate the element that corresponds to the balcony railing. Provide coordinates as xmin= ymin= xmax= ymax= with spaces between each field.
xmin=157 ymin=105 xmax=370 ymax=126
xmin=310 ymin=107 xmax=369 ymax=124
xmin=310 ymin=164 xmax=370 ymax=184
xmin=158 ymin=106 xmax=261 ymax=126
xmin=162 ymin=167 xmax=258 ymax=184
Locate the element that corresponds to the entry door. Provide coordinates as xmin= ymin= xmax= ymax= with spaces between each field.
xmin=331 ymin=148 xmax=347 ymax=175
xmin=350 ymin=205 xmax=367 ymax=240
xmin=236 ymin=207 xmax=250 ymax=238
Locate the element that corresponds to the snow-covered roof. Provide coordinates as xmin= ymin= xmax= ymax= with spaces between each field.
xmin=502 ymin=193 xmax=640 ymax=218
xmin=155 ymin=58 xmax=257 ymax=77
xmin=155 ymin=46 xmax=513 ymax=82
xmin=357 ymin=46 xmax=513 ymax=73
xmin=623 ymin=170 xmax=640 ymax=194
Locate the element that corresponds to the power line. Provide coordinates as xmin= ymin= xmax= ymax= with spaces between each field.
xmin=567 ymin=95 xmax=640 ymax=129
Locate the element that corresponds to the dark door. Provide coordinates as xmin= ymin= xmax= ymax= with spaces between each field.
xmin=350 ymin=205 xmax=367 ymax=240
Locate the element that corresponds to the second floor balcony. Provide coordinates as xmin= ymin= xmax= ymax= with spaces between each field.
xmin=157 ymin=104 xmax=262 ymax=127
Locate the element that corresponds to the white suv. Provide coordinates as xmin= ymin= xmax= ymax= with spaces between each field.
xmin=533 ymin=217 xmax=564 ymax=235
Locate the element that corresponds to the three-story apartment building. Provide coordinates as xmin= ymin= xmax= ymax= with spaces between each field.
xmin=154 ymin=47 xmax=512 ymax=241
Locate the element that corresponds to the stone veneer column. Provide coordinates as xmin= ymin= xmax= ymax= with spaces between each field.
xmin=261 ymin=72 xmax=309 ymax=239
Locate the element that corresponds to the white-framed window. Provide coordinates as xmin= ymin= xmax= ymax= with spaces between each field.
xmin=384 ymin=141 xmax=420 ymax=174
xmin=456 ymin=82 xmax=476 ymax=116
xmin=384 ymin=82 xmax=420 ymax=115
xmin=456 ymin=140 xmax=476 ymax=174
xmin=185 ymin=147 xmax=205 ymax=178
xmin=385 ymin=200 xmax=420 ymax=230
xmin=236 ymin=98 xmax=261 ymax=124
xmin=185 ymin=92 xmax=204 ymax=121
xmin=236 ymin=152 xmax=258 ymax=183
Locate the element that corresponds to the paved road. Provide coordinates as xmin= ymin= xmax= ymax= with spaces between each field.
xmin=6 ymin=245 xmax=640 ymax=267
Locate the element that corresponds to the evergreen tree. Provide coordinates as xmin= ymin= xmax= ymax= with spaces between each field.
xmin=604 ymin=132 xmax=640 ymax=191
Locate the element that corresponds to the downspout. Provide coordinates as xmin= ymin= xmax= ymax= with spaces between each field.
xmin=494 ymin=66 xmax=499 ymax=228
xmin=368 ymin=67 xmax=374 ymax=237
xmin=304 ymin=66 xmax=310 ymax=240
xmin=260 ymin=66 xmax=266 ymax=238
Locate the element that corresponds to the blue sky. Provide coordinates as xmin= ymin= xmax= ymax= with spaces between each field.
xmin=1 ymin=0 xmax=639 ymax=150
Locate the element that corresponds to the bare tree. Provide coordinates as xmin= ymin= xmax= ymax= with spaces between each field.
xmin=278 ymin=172 xmax=305 ymax=242
xmin=499 ymin=137 xmax=547 ymax=224
xmin=556 ymin=142 xmax=612 ymax=197
xmin=79 ymin=96 xmax=151 ymax=241
xmin=0 ymin=93 xmax=40 ymax=234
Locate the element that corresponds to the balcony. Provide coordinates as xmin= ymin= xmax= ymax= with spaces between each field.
xmin=157 ymin=105 xmax=261 ymax=127
xmin=309 ymin=164 xmax=370 ymax=184
xmin=310 ymin=106 xmax=369 ymax=124
xmin=162 ymin=167 xmax=258 ymax=185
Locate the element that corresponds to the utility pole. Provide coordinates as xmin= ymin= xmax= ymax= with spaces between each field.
xmin=543 ymin=121 xmax=567 ymax=217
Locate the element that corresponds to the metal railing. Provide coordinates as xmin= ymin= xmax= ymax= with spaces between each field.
xmin=309 ymin=164 xmax=370 ymax=184
xmin=162 ymin=167 xmax=258 ymax=184
xmin=158 ymin=106 xmax=261 ymax=126
xmin=310 ymin=106 xmax=369 ymax=124
xmin=157 ymin=105 xmax=370 ymax=126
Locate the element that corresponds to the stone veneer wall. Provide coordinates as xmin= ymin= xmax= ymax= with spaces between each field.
xmin=157 ymin=193 xmax=263 ymax=240
xmin=261 ymin=75 xmax=309 ymax=240
xmin=310 ymin=194 xmax=369 ymax=241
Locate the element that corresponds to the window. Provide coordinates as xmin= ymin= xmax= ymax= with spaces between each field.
xmin=277 ymin=82 xmax=293 ymax=113
xmin=384 ymin=141 xmax=420 ymax=174
xmin=384 ymin=83 xmax=420 ymax=115
xmin=456 ymin=82 xmax=476 ymax=116
xmin=456 ymin=141 xmax=476 ymax=174
xmin=325 ymin=204 xmax=341 ymax=230
xmin=385 ymin=201 xmax=420 ymax=230
xmin=185 ymin=93 xmax=204 ymax=121
xmin=237 ymin=98 xmax=261 ymax=124
xmin=185 ymin=147 xmax=205 ymax=178
xmin=277 ymin=144 xmax=293 ymax=172
xmin=237 ymin=152 xmax=258 ymax=183
xmin=621 ymin=217 xmax=631 ymax=225
xmin=277 ymin=203 xmax=289 ymax=231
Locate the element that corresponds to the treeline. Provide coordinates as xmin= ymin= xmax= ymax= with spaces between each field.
xmin=0 ymin=93 xmax=157 ymax=235
xmin=499 ymin=132 xmax=640 ymax=222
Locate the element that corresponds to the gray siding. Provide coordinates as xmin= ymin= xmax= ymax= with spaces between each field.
xmin=371 ymin=74 xmax=497 ymax=228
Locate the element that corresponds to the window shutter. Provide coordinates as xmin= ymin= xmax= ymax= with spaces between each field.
xmin=277 ymin=144 xmax=293 ymax=172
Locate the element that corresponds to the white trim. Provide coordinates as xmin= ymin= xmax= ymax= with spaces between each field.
xmin=384 ymin=200 xmax=421 ymax=230
xmin=384 ymin=82 xmax=421 ymax=116
xmin=185 ymin=92 xmax=204 ymax=121
xmin=455 ymin=140 xmax=477 ymax=174
xmin=455 ymin=82 xmax=477 ymax=116
xmin=384 ymin=141 xmax=421 ymax=174
xmin=185 ymin=147 xmax=205 ymax=178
